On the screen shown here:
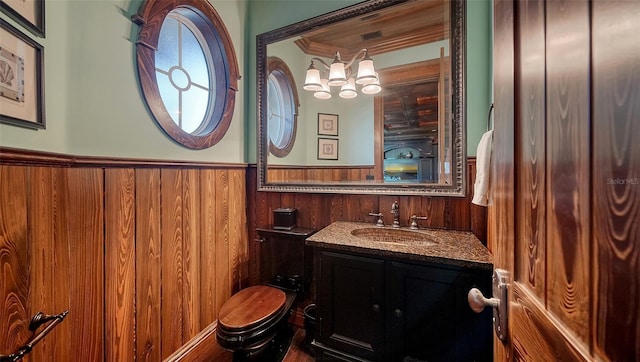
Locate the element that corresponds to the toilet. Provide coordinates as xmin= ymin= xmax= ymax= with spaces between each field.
xmin=216 ymin=284 xmax=297 ymax=358
xmin=216 ymin=226 xmax=313 ymax=360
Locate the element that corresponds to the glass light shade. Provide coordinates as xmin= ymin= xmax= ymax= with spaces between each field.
xmin=361 ymin=74 xmax=381 ymax=94
xmin=303 ymin=66 xmax=322 ymax=91
xmin=356 ymin=58 xmax=377 ymax=85
xmin=339 ymin=78 xmax=358 ymax=99
xmin=314 ymin=79 xmax=332 ymax=99
xmin=328 ymin=61 xmax=348 ymax=86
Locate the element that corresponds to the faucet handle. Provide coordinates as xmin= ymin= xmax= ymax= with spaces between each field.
xmin=410 ymin=215 xmax=428 ymax=229
xmin=368 ymin=212 xmax=384 ymax=227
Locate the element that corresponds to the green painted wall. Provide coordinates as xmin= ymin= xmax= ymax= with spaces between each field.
xmin=247 ymin=0 xmax=492 ymax=161
xmin=0 ymin=0 xmax=491 ymax=162
xmin=0 ymin=0 xmax=248 ymax=162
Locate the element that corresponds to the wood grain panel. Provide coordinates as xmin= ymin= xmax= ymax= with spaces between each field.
xmin=27 ymin=167 xmax=59 ymax=360
xmin=0 ymin=166 xmax=30 ymax=354
xmin=228 ymin=170 xmax=241 ymax=293
xmin=516 ymin=0 xmax=546 ymax=302
xmin=161 ymin=169 xmax=184 ymax=357
xmin=267 ymin=166 xmax=374 ymax=183
xmin=49 ymin=167 xmax=73 ymax=361
xmin=511 ymin=284 xmax=589 ymax=360
xmin=490 ymin=0 xmax=516 ymax=359
xmin=199 ymin=169 xmax=218 ymax=328
xmin=229 ymin=169 xmax=248 ymax=292
xmin=214 ymin=170 xmax=230 ymax=318
xmin=182 ymin=169 xmax=201 ymax=340
xmin=136 ymin=168 xmax=162 ymax=362
xmin=545 ymin=0 xmax=591 ymax=341
xmin=490 ymin=0 xmax=515 ymax=270
xmin=64 ymin=168 xmax=104 ymax=361
xmin=105 ymin=168 xmax=136 ymax=361
xmin=592 ymin=0 xmax=640 ymax=359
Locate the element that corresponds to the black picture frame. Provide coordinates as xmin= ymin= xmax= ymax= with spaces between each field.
xmin=0 ymin=0 xmax=45 ymax=37
xmin=317 ymin=138 xmax=339 ymax=160
xmin=0 ymin=18 xmax=45 ymax=130
xmin=317 ymin=113 xmax=339 ymax=136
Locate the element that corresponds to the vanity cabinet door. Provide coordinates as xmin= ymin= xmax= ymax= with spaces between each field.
xmin=386 ymin=262 xmax=493 ymax=361
xmin=317 ymin=251 xmax=386 ymax=361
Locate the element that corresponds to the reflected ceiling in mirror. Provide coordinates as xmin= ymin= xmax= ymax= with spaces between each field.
xmin=257 ymin=0 xmax=466 ymax=195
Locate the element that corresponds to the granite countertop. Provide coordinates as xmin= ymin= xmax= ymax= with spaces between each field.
xmin=306 ymin=221 xmax=493 ymax=270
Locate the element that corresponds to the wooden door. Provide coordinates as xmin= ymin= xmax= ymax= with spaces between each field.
xmin=491 ymin=0 xmax=639 ymax=360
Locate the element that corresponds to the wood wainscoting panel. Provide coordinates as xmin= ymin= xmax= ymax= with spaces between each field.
xmin=0 ymin=166 xmax=30 ymax=355
xmin=214 ymin=170 xmax=231 ymax=325
xmin=27 ymin=167 xmax=60 ymax=361
xmin=105 ymin=168 xmax=136 ymax=361
xmin=161 ymin=169 xmax=185 ymax=357
xmin=266 ymin=166 xmax=374 ymax=183
xmin=0 ymin=151 xmax=248 ymax=361
xmin=135 ymin=168 xmax=163 ymax=362
xmin=64 ymin=168 xmax=105 ymax=361
xmin=199 ymin=169 xmax=219 ymax=331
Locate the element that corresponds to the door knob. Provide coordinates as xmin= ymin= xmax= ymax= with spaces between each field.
xmin=467 ymin=268 xmax=509 ymax=342
xmin=467 ymin=288 xmax=499 ymax=313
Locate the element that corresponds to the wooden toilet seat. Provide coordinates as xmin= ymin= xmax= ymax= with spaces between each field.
xmin=218 ymin=285 xmax=287 ymax=332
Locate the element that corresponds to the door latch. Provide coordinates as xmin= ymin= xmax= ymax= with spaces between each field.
xmin=467 ymin=268 xmax=509 ymax=342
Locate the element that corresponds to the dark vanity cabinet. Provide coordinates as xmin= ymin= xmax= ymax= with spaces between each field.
xmin=317 ymin=251 xmax=386 ymax=361
xmin=313 ymin=249 xmax=493 ymax=362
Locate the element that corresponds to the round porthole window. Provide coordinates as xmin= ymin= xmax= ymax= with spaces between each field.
xmin=267 ymin=57 xmax=299 ymax=158
xmin=133 ymin=0 xmax=239 ymax=149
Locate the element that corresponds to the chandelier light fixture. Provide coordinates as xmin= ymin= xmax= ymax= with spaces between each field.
xmin=303 ymin=49 xmax=381 ymax=99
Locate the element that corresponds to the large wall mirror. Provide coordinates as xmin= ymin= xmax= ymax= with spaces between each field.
xmin=257 ymin=0 xmax=466 ymax=195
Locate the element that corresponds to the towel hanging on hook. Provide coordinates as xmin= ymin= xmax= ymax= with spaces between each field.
xmin=487 ymin=103 xmax=494 ymax=131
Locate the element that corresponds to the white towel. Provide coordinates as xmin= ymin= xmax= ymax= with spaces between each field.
xmin=472 ymin=130 xmax=493 ymax=206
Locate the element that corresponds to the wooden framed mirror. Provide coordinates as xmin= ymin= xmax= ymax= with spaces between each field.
xmin=257 ymin=0 xmax=466 ymax=195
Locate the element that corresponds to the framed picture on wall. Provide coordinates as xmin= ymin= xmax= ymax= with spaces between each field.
xmin=0 ymin=0 xmax=45 ymax=37
xmin=0 ymin=18 xmax=45 ymax=129
xmin=317 ymin=138 xmax=338 ymax=160
xmin=317 ymin=113 xmax=338 ymax=136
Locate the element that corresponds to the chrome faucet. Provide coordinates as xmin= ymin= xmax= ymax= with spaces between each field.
xmin=410 ymin=215 xmax=428 ymax=229
xmin=368 ymin=212 xmax=385 ymax=227
xmin=391 ymin=201 xmax=400 ymax=228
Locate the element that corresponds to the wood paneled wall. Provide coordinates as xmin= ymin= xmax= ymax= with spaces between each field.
xmin=0 ymin=150 xmax=247 ymax=361
xmin=248 ymin=159 xmax=487 ymax=286
xmin=1 ymin=149 xmax=487 ymax=360
xmin=266 ymin=166 xmax=374 ymax=183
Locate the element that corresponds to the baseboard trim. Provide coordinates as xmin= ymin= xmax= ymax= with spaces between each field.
xmin=164 ymin=321 xmax=222 ymax=362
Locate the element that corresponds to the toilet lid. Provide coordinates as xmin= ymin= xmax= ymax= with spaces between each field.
xmin=218 ymin=286 xmax=287 ymax=331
